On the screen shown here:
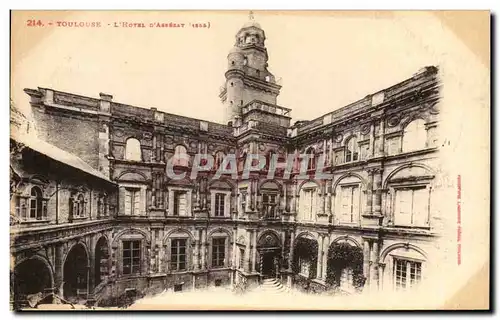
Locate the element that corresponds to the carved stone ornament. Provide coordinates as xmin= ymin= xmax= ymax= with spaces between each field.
xmin=335 ymin=134 xmax=343 ymax=143
xmin=114 ymin=129 xmax=124 ymax=137
xmin=387 ymin=115 xmax=400 ymax=127
xmin=208 ymin=144 xmax=215 ymax=151
xmin=361 ymin=124 xmax=370 ymax=135
xmin=429 ymin=102 xmax=440 ymax=115
xmin=189 ymin=141 xmax=197 ymax=148
xmin=259 ymin=143 xmax=266 ymax=152
xmin=143 ymin=132 xmax=153 ymax=140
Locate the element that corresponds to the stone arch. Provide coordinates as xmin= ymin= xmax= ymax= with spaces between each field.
xmin=208 ymin=227 xmax=232 ymax=241
xmin=295 ymin=230 xmax=317 ymax=241
xmin=258 ymin=179 xmax=282 ymax=192
xmin=116 ymin=169 xmax=148 ymax=181
xmin=63 ymin=242 xmax=90 ymax=300
xmin=94 ymin=235 xmax=110 ymax=287
xmin=400 ymin=113 xmax=430 ymax=129
xmin=326 ymin=239 xmax=365 ymax=290
xmin=330 ymin=235 xmax=362 ymax=248
xmin=342 ymin=133 xmax=358 ymax=146
xmin=162 ymin=228 xmax=195 ymax=244
xmin=298 ymin=179 xmax=320 ymax=192
xmin=292 ymin=232 xmax=319 ymax=279
xmin=112 ymin=228 xmax=151 ymax=247
xmin=379 ymin=242 xmax=428 ymax=263
xmin=27 ymin=174 xmax=50 ymax=186
xmin=257 ymin=229 xmax=281 ymax=248
xmin=332 ymin=172 xmax=367 ymax=193
xmin=13 ymin=255 xmax=54 ymax=307
xmin=63 ymin=241 xmax=90 ymax=268
xmin=209 ymin=178 xmax=235 ymax=190
xmin=383 ymin=163 xmax=435 ymax=190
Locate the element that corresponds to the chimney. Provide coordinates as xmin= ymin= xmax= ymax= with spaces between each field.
xmin=99 ymin=92 xmax=113 ymax=113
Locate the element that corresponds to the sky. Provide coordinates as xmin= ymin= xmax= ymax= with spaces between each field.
xmin=11 ymin=11 xmax=444 ymax=124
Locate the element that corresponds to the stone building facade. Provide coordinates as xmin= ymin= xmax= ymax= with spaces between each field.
xmin=11 ymin=20 xmax=442 ymax=307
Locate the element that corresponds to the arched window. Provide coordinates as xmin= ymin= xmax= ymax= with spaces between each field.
xmin=29 ymin=186 xmax=46 ymax=220
xmin=345 ymin=136 xmax=359 ymax=163
xmin=306 ymin=148 xmax=316 ymax=171
xmin=402 ymin=119 xmax=427 ymax=153
xmin=215 ymin=151 xmax=225 ymax=170
xmin=125 ymin=138 xmax=142 ymax=161
xmin=173 ymin=145 xmax=189 ymax=167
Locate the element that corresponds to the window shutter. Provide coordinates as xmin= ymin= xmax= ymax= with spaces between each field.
xmin=133 ymin=191 xmax=140 ymax=215
xmin=412 ymin=188 xmax=429 ymax=226
xmin=352 ymin=186 xmax=360 ymax=222
xmin=340 ymin=187 xmax=350 ymax=222
xmin=394 ymin=189 xmax=412 ymax=225
xmin=301 ymin=191 xmax=310 ymax=220
xmin=140 ymin=187 xmax=146 ymax=215
xmin=179 ymin=193 xmax=187 ymax=216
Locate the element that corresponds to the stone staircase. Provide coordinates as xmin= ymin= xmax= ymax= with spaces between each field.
xmin=253 ymin=278 xmax=288 ymax=295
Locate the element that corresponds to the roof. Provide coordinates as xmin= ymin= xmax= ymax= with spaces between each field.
xmin=11 ymin=130 xmax=115 ymax=184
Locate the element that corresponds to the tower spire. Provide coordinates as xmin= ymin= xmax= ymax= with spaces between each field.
xmin=249 ymin=10 xmax=254 ymax=21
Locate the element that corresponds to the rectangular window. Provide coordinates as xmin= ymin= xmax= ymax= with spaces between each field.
xmin=394 ymin=258 xmax=422 ymax=290
xmin=171 ymin=239 xmax=187 ymax=271
xmin=239 ymin=248 xmax=245 ymax=269
xmin=212 ymin=238 xmax=226 ymax=267
xmin=339 ymin=185 xmax=360 ymax=223
xmin=262 ymin=193 xmax=278 ymax=219
xmin=125 ymin=188 xmax=140 ymax=215
xmin=300 ymin=189 xmax=315 ymax=221
xmin=123 ymin=240 xmax=141 ymax=275
xmin=299 ymin=258 xmax=310 ymax=278
xmin=173 ymin=191 xmax=187 ymax=216
xmin=394 ymin=187 xmax=429 ymax=227
xmin=214 ymin=193 xmax=225 ymax=217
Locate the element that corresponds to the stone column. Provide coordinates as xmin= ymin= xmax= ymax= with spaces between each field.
xmin=316 ymin=235 xmax=324 ymax=280
xmin=371 ymin=240 xmax=380 ymax=290
xmin=291 ymin=181 xmax=297 ymax=213
xmin=363 ymin=239 xmax=371 ymax=286
xmin=373 ymin=169 xmax=383 ymax=215
xmin=288 ymin=230 xmax=295 ymax=271
xmin=369 ymin=123 xmax=375 ymax=157
xmin=54 ymin=243 xmax=64 ymax=296
xmin=321 ymin=234 xmax=330 ymax=281
xmin=245 ymin=183 xmax=251 ymax=212
xmin=379 ymin=118 xmax=385 ymax=156
xmin=245 ymin=229 xmax=251 ymax=272
xmin=365 ymin=169 xmax=374 ymax=215
xmin=318 ymin=182 xmax=325 ymax=216
xmin=193 ymin=229 xmax=200 ymax=271
xmin=326 ymin=180 xmax=332 ymax=216
xmin=232 ymin=228 xmax=237 ymax=268
xmin=158 ymin=228 xmax=164 ymax=273
xmin=251 ymin=230 xmax=257 ymax=273
xmin=200 ymin=229 xmax=207 ymax=270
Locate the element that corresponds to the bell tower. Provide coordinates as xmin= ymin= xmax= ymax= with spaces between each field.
xmin=220 ymin=12 xmax=282 ymax=127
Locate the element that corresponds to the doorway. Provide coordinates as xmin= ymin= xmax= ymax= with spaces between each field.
xmin=261 ymin=250 xmax=279 ymax=279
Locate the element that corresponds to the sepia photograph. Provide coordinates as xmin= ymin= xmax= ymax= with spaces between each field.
xmin=9 ymin=10 xmax=490 ymax=311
